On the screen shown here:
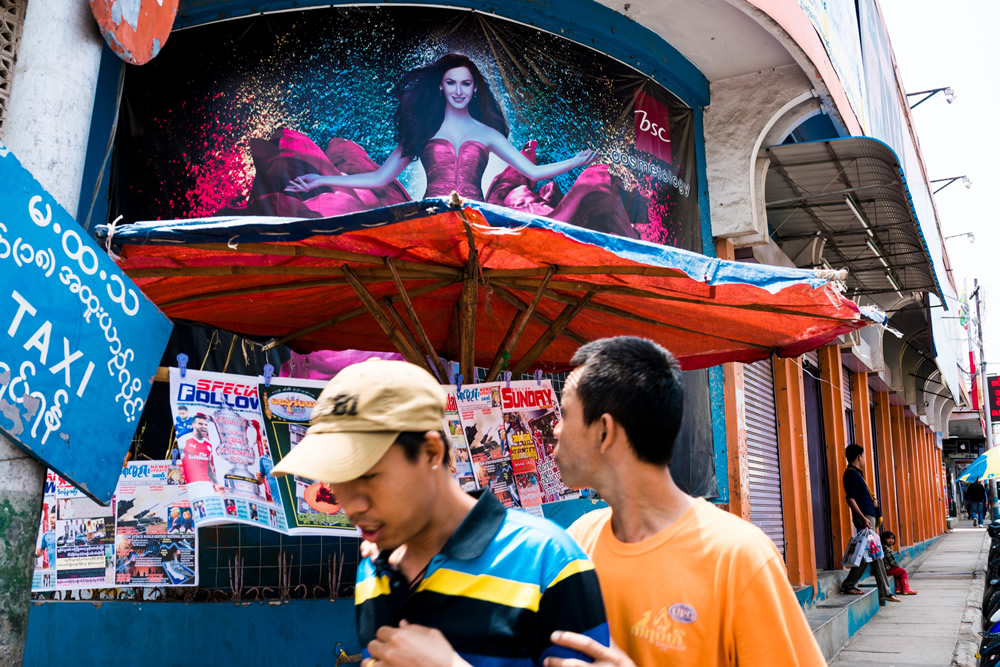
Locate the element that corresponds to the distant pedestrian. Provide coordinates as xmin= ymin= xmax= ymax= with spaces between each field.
xmin=967 ymin=480 xmax=987 ymax=527
xmin=880 ymin=531 xmax=916 ymax=595
xmin=841 ymin=444 xmax=899 ymax=604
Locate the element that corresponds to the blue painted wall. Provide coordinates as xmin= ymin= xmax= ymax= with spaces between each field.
xmin=25 ymin=599 xmax=361 ymax=664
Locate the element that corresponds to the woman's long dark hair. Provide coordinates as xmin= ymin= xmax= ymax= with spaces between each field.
xmin=393 ymin=53 xmax=508 ymax=159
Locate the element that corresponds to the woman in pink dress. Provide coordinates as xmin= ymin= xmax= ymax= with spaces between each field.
xmin=235 ymin=53 xmax=636 ymax=238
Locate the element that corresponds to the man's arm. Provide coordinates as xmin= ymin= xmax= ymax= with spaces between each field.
xmin=733 ymin=554 xmax=826 ymax=666
xmin=846 ymin=497 xmax=871 ymax=528
xmin=536 ymin=558 xmax=610 ymax=665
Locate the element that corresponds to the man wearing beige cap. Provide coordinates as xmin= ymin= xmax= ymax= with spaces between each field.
xmin=271 ymin=359 xmax=609 ymax=666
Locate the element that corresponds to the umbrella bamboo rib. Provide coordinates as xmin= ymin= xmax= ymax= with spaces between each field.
xmin=127 ymin=265 xmax=447 ymax=280
xmin=511 ymin=292 xmax=595 ymax=377
xmin=534 ymin=288 xmax=773 ymax=351
xmin=342 ymin=265 xmax=431 ymax=372
xmin=385 ymin=257 xmax=449 ymax=382
xmin=492 ymin=277 xmax=851 ymax=322
xmin=186 ymin=242 xmax=461 ymax=277
xmin=490 ymin=286 xmax=588 ymax=346
xmin=159 ymin=277 xmax=350 ymax=308
xmin=485 ymin=266 xmax=556 ymax=381
xmin=262 ymin=279 xmax=455 ymax=351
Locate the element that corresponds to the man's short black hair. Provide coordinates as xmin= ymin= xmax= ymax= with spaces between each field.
xmin=396 ymin=431 xmax=451 ymax=467
xmin=570 ymin=336 xmax=683 ymax=466
xmin=846 ymin=444 xmax=864 ymax=463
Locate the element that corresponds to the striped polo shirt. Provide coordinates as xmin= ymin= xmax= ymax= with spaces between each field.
xmin=356 ymin=491 xmax=609 ymax=665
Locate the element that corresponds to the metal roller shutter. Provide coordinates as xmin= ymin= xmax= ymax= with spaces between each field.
xmin=842 ymin=365 xmax=853 ymax=409
xmin=744 ymin=358 xmax=785 ymax=557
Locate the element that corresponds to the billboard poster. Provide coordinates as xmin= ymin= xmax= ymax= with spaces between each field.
xmin=0 ymin=147 xmax=173 ymax=503
xmin=114 ymin=460 xmax=197 ymax=587
xmin=112 ymin=6 xmax=701 ymax=251
xmin=258 ymin=377 xmax=358 ymax=536
xmin=53 ymin=475 xmax=115 ymax=589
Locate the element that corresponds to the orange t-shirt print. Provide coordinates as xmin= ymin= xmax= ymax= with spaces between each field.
xmin=567 ymin=499 xmax=825 ymax=667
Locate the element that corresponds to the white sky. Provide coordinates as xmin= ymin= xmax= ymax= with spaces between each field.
xmin=880 ymin=1 xmax=1000 ymax=378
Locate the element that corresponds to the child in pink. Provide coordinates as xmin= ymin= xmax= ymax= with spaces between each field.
xmin=881 ymin=531 xmax=917 ymax=595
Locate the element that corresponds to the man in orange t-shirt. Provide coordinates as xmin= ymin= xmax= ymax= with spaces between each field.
xmin=546 ymin=337 xmax=825 ymax=667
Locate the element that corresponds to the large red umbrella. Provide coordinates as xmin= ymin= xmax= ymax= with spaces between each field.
xmin=101 ymin=199 xmax=871 ymax=381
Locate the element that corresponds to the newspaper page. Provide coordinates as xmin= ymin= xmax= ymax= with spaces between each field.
xmin=169 ymin=368 xmax=290 ymax=532
xmin=52 ymin=475 xmax=115 ymax=589
xmin=258 ymin=377 xmax=358 ymax=536
xmin=455 ymin=383 xmax=532 ymax=512
xmin=443 ymin=386 xmax=478 ymax=492
xmin=114 ymin=460 xmax=197 ymax=587
xmin=31 ymin=471 xmax=59 ymax=591
xmin=500 ymin=381 xmax=578 ymax=505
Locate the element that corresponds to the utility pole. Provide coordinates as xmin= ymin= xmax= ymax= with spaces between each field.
xmin=973 ymin=279 xmax=998 ymax=520
xmin=0 ymin=2 xmax=103 ymax=663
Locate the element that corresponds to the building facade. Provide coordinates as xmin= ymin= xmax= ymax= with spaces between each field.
xmin=0 ymin=0 xmax=968 ymax=662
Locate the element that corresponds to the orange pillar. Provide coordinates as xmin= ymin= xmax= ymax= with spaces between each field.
xmin=851 ymin=373 xmax=876 ymax=488
xmin=929 ymin=429 xmax=943 ymax=535
xmin=923 ymin=429 xmax=935 ymax=536
xmin=873 ymin=392 xmax=899 ymax=534
xmin=716 ymin=240 xmax=751 ymax=521
xmin=819 ymin=345 xmax=851 ymax=562
xmin=723 ymin=362 xmax=750 ymax=521
xmin=890 ymin=404 xmax=913 ymax=547
xmin=917 ymin=430 xmax=937 ymax=540
xmin=906 ymin=417 xmax=925 ymax=542
xmin=772 ymin=356 xmax=817 ymax=590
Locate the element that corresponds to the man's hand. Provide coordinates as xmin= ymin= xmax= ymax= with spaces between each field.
xmin=366 ymin=620 xmax=471 ymax=666
xmin=544 ymin=631 xmax=636 ymax=667
xmin=361 ymin=540 xmax=405 ymax=567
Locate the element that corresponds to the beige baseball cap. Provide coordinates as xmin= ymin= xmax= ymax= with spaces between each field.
xmin=270 ymin=359 xmax=447 ymax=483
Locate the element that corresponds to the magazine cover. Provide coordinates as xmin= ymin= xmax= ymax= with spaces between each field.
xmin=443 ymin=386 xmax=478 ymax=492
xmin=455 ymin=383 xmax=531 ymax=512
xmin=114 ymin=461 xmax=197 ymax=587
xmin=258 ymin=377 xmax=358 ymax=536
xmin=499 ymin=381 xmax=576 ymax=504
xmin=52 ymin=475 xmax=115 ymax=589
xmin=31 ymin=471 xmax=59 ymax=591
xmin=169 ymin=368 xmax=290 ymax=532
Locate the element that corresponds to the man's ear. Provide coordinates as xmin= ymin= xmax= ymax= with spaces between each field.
xmin=598 ymin=413 xmax=618 ymax=454
xmin=424 ymin=431 xmax=446 ymax=469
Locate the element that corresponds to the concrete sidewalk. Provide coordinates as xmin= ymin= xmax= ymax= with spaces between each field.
xmin=830 ymin=519 xmax=989 ymax=666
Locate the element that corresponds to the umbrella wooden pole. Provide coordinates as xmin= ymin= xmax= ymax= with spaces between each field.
xmin=385 ymin=257 xmax=449 ymax=383
xmin=341 ymin=265 xmax=432 ymax=373
xmin=512 ymin=292 xmax=595 ymax=377
xmin=485 ymin=267 xmax=555 ymax=381
xmin=459 ymin=220 xmax=479 ymax=383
